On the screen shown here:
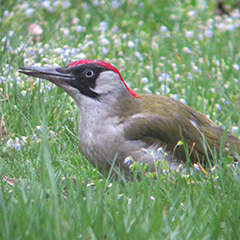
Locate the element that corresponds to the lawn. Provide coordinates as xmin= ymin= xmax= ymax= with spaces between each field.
xmin=1 ymin=0 xmax=240 ymax=239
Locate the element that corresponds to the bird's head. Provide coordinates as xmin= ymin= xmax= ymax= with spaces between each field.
xmin=18 ymin=60 xmax=139 ymax=103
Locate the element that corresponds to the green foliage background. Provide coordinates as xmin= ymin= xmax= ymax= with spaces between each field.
xmin=0 ymin=0 xmax=240 ymax=239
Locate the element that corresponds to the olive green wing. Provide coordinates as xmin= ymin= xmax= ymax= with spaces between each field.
xmin=123 ymin=95 xmax=240 ymax=161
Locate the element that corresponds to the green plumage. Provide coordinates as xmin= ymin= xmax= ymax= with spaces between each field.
xmin=122 ymin=94 xmax=240 ymax=162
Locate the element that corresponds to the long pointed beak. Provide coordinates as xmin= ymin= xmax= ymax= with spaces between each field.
xmin=18 ymin=67 xmax=74 ymax=83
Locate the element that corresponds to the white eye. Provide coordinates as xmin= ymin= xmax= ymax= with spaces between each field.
xmin=84 ymin=70 xmax=94 ymax=77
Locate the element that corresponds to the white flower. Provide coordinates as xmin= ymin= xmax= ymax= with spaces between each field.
xmin=101 ymin=38 xmax=110 ymax=45
xmin=76 ymin=25 xmax=83 ymax=32
xmin=160 ymin=26 xmax=168 ymax=32
xmin=185 ymin=30 xmax=194 ymax=38
xmin=193 ymin=65 xmax=198 ymax=73
xmin=225 ymin=24 xmax=234 ymax=31
xmin=187 ymin=10 xmax=196 ymax=17
xmin=100 ymin=21 xmax=107 ymax=31
xmin=182 ymin=47 xmax=192 ymax=53
xmin=233 ymin=64 xmax=240 ymax=71
xmin=204 ymin=30 xmax=213 ymax=38
xmin=135 ymin=52 xmax=143 ymax=61
xmin=42 ymin=1 xmax=51 ymax=8
xmin=55 ymin=48 xmax=63 ymax=54
xmin=141 ymin=77 xmax=149 ymax=83
xmin=128 ymin=41 xmax=135 ymax=48
xmin=102 ymin=48 xmax=108 ymax=54
xmin=25 ymin=8 xmax=34 ymax=16
xmin=232 ymin=126 xmax=239 ymax=133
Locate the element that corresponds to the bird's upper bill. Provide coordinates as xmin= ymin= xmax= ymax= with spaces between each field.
xmin=18 ymin=59 xmax=139 ymax=98
xmin=18 ymin=66 xmax=74 ymax=83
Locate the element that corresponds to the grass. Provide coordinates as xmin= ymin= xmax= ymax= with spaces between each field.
xmin=1 ymin=0 xmax=240 ymax=239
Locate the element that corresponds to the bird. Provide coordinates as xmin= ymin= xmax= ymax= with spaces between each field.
xmin=18 ymin=59 xmax=240 ymax=179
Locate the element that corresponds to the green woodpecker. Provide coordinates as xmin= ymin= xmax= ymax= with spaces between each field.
xmin=19 ymin=59 xmax=240 ymax=179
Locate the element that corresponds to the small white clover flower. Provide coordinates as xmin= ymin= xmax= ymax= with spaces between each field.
xmin=141 ymin=77 xmax=149 ymax=84
xmin=128 ymin=41 xmax=135 ymax=48
xmin=233 ymin=64 xmax=240 ymax=71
